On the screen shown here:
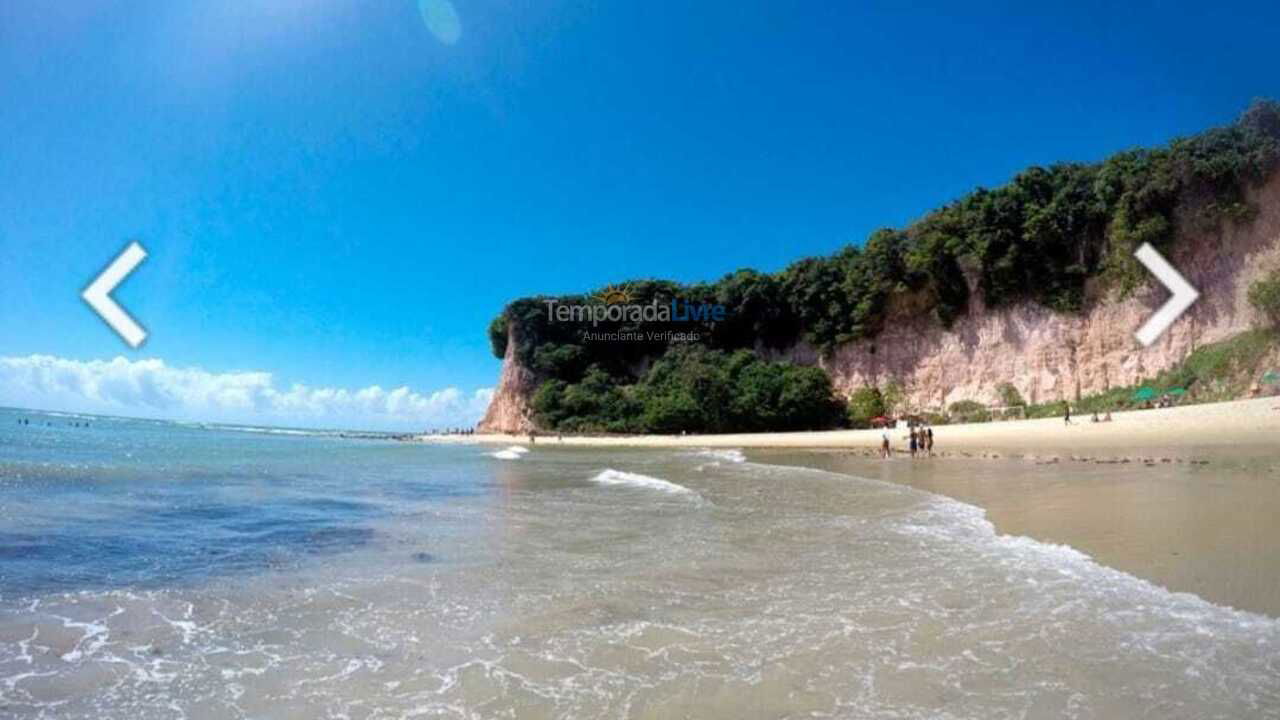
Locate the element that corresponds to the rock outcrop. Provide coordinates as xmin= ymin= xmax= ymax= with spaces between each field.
xmin=478 ymin=176 xmax=1280 ymax=432
xmin=476 ymin=321 xmax=539 ymax=433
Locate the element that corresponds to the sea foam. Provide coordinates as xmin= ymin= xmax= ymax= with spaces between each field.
xmin=589 ymin=469 xmax=694 ymax=495
xmin=489 ymin=445 xmax=531 ymax=460
xmin=697 ymin=448 xmax=746 ymax=463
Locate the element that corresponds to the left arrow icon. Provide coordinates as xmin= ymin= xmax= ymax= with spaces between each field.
xmin=83 ymin=241 xmax=149 ymax=348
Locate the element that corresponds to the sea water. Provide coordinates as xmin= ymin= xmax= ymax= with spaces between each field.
xmin=1 ymin=408 xmax=1277 ymax=718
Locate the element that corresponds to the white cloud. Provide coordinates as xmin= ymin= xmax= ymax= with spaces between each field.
xmin=0 ymin=355 xmax=493 ymax=431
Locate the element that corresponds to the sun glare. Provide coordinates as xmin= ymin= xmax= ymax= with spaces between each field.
xmin=418 ymin=0 xmax=462 ymax=45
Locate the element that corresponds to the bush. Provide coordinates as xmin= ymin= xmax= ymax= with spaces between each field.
xmin=1017 ymin=329 xmax=1279 ymax=416
xmin=775 ymin=365 xmax=847 ymax=431
xmin=532 ymin=343 xmax=588 ymax=381
xmin=1249 ymin=270 xmax=1280 ymax=326
xmin=531 ymin=368 xmax=641 ymax=432
xmin=948 ymin=400 xmax=991 ymax=423
xmin=847 ymin=387 xmax=886 ymax=429
xmin=532 ymin=345 xmax=845 ymax=434
xmin=996 ymin=382 xmax=1026 ymax=407
xmin=1153 ymin=328 xmax=1278 ymax=400
xmin=881 ymin=380 xmax=904 ymax=415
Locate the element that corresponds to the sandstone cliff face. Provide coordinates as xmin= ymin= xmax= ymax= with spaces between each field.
xmin=476 ymin=322 xmax=538 ymax=433
xmin=809 ymin=175 xmax=1280 ymax=410
xmin=478 ymin=177 xmax=1280 ymax=432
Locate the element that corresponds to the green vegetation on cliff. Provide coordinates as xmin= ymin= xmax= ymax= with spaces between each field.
xmin=493 ymin=101 xmax=1280 ymax=434
xmin=1251 ymin=269 xmax=1280 ymax=326
xmin=532 ymin=346 xmax=843 ymax=434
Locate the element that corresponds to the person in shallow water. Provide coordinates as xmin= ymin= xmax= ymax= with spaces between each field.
xmin=909 ymin=428 xmax=918 ymax=457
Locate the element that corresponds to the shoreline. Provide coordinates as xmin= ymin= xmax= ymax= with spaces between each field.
xmin=429 ymin=396 xmax=1280 ymax=458
xmin=436 ymin=397 xmax=1280 ymax=617
xmin=752 ymin=447 xmax=1280 ymax=618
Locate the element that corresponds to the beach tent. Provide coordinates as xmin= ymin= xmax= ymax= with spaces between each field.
xmin=1132 ymin=387 xmax=1157 ymax=402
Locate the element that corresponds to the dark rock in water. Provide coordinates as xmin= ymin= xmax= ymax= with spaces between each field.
xmin=411 ymin=552 xmax=435 ymax=564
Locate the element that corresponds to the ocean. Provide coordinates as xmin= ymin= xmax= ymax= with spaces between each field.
xmin=1 ymin=407 xmax=1277 ymax=718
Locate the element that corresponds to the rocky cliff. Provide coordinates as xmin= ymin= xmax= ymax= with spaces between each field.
xmin=477 ymin=320 xmax=540 ymax=433
xmin=478 ymin=175 xmax=1280 ymax=432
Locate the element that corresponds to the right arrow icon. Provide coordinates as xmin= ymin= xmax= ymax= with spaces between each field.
xmin=1133 ymin=242 xmax=1200 ymax=347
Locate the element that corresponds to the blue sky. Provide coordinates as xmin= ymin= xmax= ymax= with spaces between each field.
xmin=2 ymin=1 xmax=1279 ymax=429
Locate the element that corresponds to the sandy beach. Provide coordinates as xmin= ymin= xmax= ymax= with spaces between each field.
xmin=439 ymin=396 xmax=1280 ymax=456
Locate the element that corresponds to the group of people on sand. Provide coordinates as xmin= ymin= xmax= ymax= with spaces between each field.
xmin=1064 ymin=404 xmax=1114 ymax=425
xmin=430 ymin=427 xmax=474 ymax=436
xmin=880 ymin=424 xmax=934 ymax=459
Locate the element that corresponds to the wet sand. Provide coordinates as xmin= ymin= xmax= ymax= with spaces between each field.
xmin=757 ymin=447 xmax=1280 ymax=618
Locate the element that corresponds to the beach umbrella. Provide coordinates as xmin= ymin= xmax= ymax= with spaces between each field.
xmin=1132 ymin=387 xmax=1156 ymax=401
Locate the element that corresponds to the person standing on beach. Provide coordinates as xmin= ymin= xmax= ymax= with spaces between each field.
xmin=881 ymin=432 xmax=891 ymax=459
xmin=909 ymin=428 xmax=918 ymax=458
xmin=1064 ymin=403 xmax=1073 ymax=425
xmin=926 ymin=426 xmax=934 ymax=456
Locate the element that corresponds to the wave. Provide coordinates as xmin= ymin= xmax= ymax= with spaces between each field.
xmin=489 ymin=446 xmax=530 ymax=460
xmin=696 ymin=448 xmax=746 ymax=463
xmin=207 ymin=424 xmax=336 ymax=438
xmin=687 ymin=447 xmax=748 ymax=471
xmin=589 ymin=469 xmax=694 ymax=495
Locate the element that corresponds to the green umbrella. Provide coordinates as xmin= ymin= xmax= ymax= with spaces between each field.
xmin=1262 ymin=371 xmax=1280 ymax=385
xmin=1167 ymin=388 xmax=1187 ymax=396
xmin=1132 ymin=387 xmax=1157 ymax=401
